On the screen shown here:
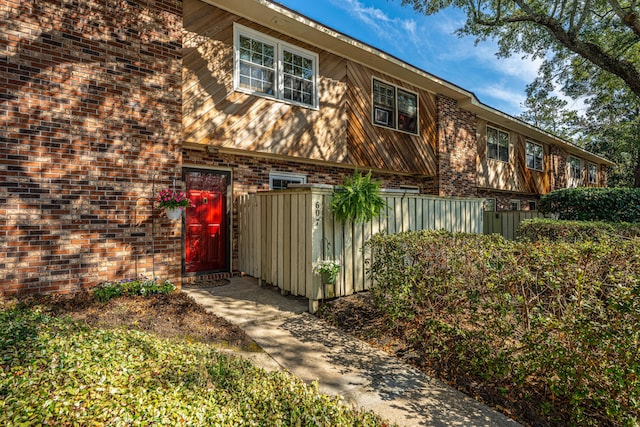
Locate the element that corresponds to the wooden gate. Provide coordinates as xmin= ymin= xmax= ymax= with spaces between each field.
xmin=483 ymin=211 xmax=545 ymax=240
xmin=238 ymin=186 xmax=484 ymax=312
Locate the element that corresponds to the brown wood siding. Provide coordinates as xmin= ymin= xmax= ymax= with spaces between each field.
xmin=183 ymin=0 xmax=348 ymax=162
xmin=478 ymin=120 xmax=555 ymax=195
xmin=477 ymin=120 xmax=518 ymax=191
xmin=515 ymin=135 xmax=552 ymax=194
xmin=345 ymin=61 xmax=438 ymax=176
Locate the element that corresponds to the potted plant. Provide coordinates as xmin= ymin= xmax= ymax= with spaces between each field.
xmin=331 ymin=169 xmax=386 ymax=224
xmin=156 ymin=188 xmax=194 ymax=220
xmin=316 ymin=259 xmax=341 ymax=298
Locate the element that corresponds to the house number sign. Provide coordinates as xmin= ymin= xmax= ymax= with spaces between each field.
xmin=314 ymin=201 xmax=322 ymax=226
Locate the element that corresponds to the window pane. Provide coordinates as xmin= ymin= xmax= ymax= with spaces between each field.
xmin=397 ymin=89 xmax=418 ymax=133
xmin=373 ymin=80 xmax=395 ymax=128
xmin=238 ymin=35 xmax=276 ymax=96
xmin=526 ymin=153 xmax=535 ymax=169
xmin=526 ymin=142 xmax=543 ymax=170
xmin=282 ymin=50 xmax=314 ymax=106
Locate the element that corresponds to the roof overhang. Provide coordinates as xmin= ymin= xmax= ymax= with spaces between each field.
xmin=201 ymin=0 xmax=615 ymax=167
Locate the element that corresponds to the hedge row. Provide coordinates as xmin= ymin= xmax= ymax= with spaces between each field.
xmin=539 ymin=187 xmax=640 ymax=222
xmin=519 ymin=218 xmax=640 ymax=242
xmin=367 ymin=230 xmax=640 ymax=426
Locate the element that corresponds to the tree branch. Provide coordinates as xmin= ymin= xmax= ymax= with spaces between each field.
xmin=607 ymin=0 xmax=640 ymax=38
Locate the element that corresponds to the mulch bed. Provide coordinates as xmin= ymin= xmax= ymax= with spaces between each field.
xmin=13 ymin=291 xmax=256 ymax=350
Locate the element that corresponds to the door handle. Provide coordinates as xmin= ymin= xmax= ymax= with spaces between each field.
xmin=202 ymin=197 xmax=208 ymax=204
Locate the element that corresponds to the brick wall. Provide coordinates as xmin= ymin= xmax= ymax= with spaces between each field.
xmin=183 ymin=148 xmax=438 ymax=272
xmin=435 ymin=95 xmax=478 ymax=197
xmin=1 ymin=0 xmax=183 ymax=296
xmin=549 ymin=145 xmax=568 ymax=190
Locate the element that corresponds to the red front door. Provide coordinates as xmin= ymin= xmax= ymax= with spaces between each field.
xmin=184 ymin=169 xmax=230 ymax=273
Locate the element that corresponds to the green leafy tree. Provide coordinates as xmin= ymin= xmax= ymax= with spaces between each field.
xmin=400 ymin=0 xmax=640 ymax=99
xmin=519 ymin=70 xmax=640 ymax=186
xmin=517 ymin=76 xmax=585 ymax=141
xmin=581 ymin=85 xmax=640 ymax=187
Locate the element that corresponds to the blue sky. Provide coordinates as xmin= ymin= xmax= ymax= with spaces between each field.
xmin=275 ymin=0 xmax=543 ymax=116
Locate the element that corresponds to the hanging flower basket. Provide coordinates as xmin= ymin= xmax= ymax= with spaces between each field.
xmin=165 ymin=207 xmax=183 ymax=220
xmin=156 ymin=188 xmax=194 ymax=220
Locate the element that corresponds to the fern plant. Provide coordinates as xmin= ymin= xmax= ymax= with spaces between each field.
xmin=331 ymin=170 xmax=386 ymax=223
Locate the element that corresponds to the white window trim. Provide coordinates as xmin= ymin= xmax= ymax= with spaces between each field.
xmin=588 ymin=163 xmax=598 ymax=184
xmin=528 ymin=200 xmax=537 ymax=211
xmin=525 ymin=140 xmax=544 ymax=171
xmin=510 ymin=199 xmax=521 ymax=211
xmin=371 ymin=77 xmax=419 ymax=135
xmin=486 ymin=125 xmax=510 ymax=163
xmin=269 ymin=172 xmax=307 ymax=190
xmin=233 ymin=23 xmax=319 ymax=110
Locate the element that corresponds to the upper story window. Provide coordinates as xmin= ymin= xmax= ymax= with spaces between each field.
xmin=526 ymin=141 xmax=544 ymax=171
xmin=487 ymin=126 xmax=509 ymax=162
xmin=269 ymin=172 xmax=306 ymax=190
xmin=588 ymin=163 xmax=598 ymax=184
xmin=234 ymin=24 xmax=318 ymax=109
xmin=372 ymin=79 xmax=418 ymax=134
xmin=569 ymin=156 xmax=582 ymax=180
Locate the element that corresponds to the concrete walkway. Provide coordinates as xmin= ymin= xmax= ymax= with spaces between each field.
xmin=184 ymin=277 xmax=521 ymax=427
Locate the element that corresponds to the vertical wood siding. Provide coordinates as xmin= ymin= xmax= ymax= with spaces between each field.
xmin=238 ymin=188 xmax=483 ymax=310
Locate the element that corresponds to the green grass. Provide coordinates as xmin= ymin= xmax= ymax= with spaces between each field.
xmin=0 ymin=304 xmax=389 ymax=426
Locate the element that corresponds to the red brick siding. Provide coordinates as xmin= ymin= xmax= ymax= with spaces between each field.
xmin=435 ymin=95 xmax=478 ymax=197
xmin=183 ymin=148 xmax=438 ymax=272
xmin=1 ymin=0 xmax=183 ymax=296
xmin=549 ymin=145 xmax=568 ymax=190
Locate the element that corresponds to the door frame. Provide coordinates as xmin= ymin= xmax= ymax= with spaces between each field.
xmin=181 ymin=166 xmax=233 ymax=276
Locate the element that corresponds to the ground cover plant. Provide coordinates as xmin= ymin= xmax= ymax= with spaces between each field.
xmin=0 ymin=293 xmax=390 ymax=426
xmin=321 ymin=230 xmax=640 ymax=426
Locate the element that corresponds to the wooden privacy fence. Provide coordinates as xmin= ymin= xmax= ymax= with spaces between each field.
xmin=483 ymin=210 xmax=545 ymax=240
xmin=238 ymin=185 xmax=484 ymax=312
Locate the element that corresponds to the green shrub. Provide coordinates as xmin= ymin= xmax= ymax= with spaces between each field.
xmin=0 ymin=306 xmax=389 ymax=427
xmin=519 ymin=218 xmax=640 ymax=243
xmin=539 ymin=187 xmax=640 ymax=222
xmin=367 ymin=230 xmax=640 ymax=426
xmin=93 ymin=278 xmax=175 ymax=303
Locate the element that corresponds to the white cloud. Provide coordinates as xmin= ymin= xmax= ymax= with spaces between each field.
xmin=328 ymin=0 xmax=431 ymax=56
xmin=475 ymin=84 xmax=527 ymax=111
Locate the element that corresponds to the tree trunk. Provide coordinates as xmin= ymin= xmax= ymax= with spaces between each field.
xmin=634 ymin=150 xmax=640 ymax=188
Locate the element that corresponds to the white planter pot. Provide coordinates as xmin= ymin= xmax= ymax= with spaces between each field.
xmin=165 ymin=207 xmax=183 ymax=220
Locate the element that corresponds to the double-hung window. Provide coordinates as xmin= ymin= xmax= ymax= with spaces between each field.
xmin=487 ymin=126 xmax=510 ymax=162
xmin=526 ymin=141 xmax=543 ymax=171
xmin=372 ymin=79 xmax=418 ymax=134
xmin=234 ymin=24 xmax=318 ymax=109
xmin=569 ymin=157 xmax=582 ymax=180
xmin=588 ymin=163 xmax=598 ymax=184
